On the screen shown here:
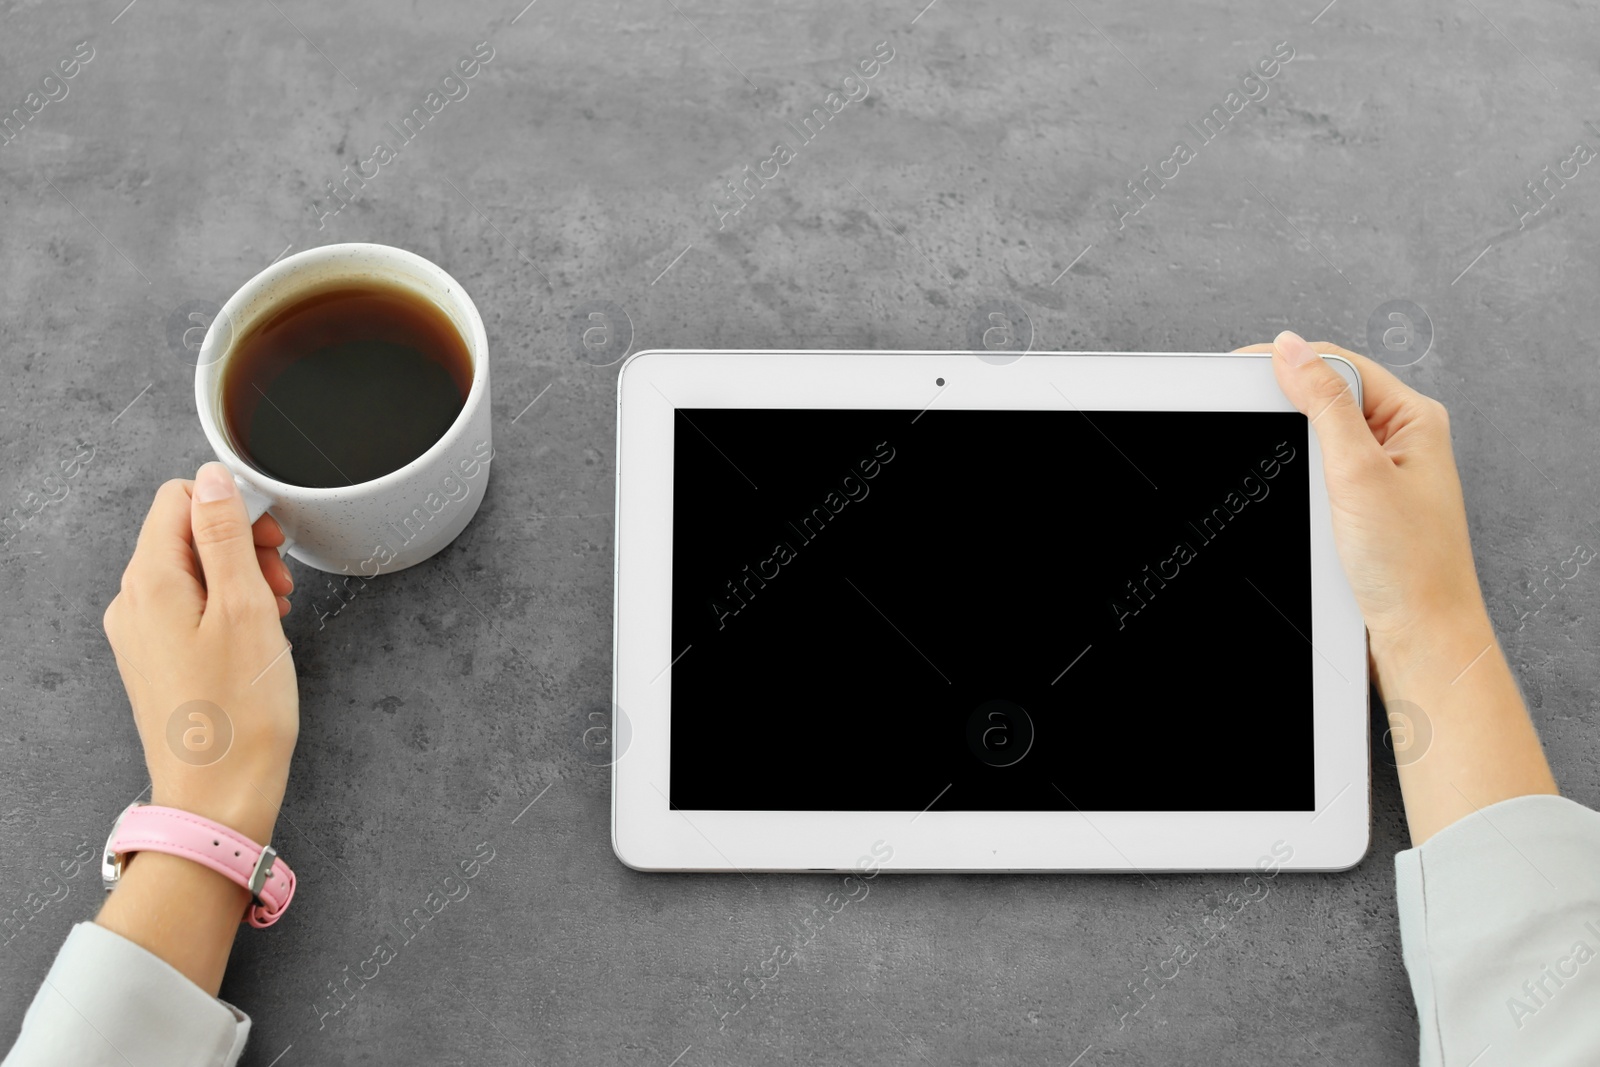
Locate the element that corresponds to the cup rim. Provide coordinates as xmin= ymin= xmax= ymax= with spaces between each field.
xmin=194 ymin=242 xmax=490 ymax=499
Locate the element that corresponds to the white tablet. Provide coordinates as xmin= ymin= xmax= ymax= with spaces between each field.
xmin=611 ymin=351 xmax=1370 ymax=873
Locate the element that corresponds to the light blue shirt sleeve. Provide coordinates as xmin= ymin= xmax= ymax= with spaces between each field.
xmin=1395 ymin=793 xmax=1600 ymax=1066
xmin=2 ymin=922 xmax=250 ymax=1067
xmin=10 ymin=800 xmax=1599 ymax=1066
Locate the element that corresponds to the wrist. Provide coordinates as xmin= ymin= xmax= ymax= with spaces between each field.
xmin=114 ymin=849 xmax=252 ymax=909
xmin=148 ymin=788 xmax=282 ymax=847
xmin=1369 ymin=600 xmax=1500 ymax=695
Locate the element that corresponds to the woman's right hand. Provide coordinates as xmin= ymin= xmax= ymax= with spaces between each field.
xmin=1237 ymin=331 xmax=1557 ymax=844
xmin=1234 ymin=332 xmax=1488 ymax=676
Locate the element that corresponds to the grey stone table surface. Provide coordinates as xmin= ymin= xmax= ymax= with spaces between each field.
xmin=3 ymin=0 xmax=1598 ymax=1063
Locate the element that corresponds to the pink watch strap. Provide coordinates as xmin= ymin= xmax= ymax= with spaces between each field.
xmin=103 ymin=802 xmax=297 ymax=928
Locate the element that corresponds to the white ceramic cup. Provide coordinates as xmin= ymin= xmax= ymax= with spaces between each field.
xmin=194 ymin=243 xmax=493 ymax=576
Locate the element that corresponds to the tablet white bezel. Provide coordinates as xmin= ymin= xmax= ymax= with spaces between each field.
xmin=611 ymin=351 xmax=1370 ymax=873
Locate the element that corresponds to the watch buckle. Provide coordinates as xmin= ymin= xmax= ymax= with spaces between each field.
xmin=248 ymin=845 xmax=278 ymax=900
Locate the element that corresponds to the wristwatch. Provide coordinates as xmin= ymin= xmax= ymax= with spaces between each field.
xmin=101 ymin=801 xmax=297 ymax=928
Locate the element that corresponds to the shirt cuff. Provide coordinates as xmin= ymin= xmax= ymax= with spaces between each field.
xmin=1394 ymin=793 xmax=1600 ymax=1067
xmin=2 ymin=922 xmax=250 ymax=1067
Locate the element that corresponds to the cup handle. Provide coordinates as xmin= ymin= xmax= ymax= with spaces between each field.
xmin=234 ymin=475 xmax=296 ymax=557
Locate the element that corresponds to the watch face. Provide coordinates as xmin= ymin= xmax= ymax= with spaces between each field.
xmin=100 ymin=801 xmax=141 ymax=890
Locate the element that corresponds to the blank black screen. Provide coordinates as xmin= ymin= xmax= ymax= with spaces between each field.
xmin=668 ymin=408 xmax=1312 ymax=812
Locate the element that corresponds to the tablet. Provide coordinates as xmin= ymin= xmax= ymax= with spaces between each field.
xmin=611 ymin=351 xmax=1369 ymax=873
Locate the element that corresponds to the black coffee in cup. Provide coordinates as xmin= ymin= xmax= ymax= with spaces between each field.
xmin=221 ymin=282 xmax=471 ymax=488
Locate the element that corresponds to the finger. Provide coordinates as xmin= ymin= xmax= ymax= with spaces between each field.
xmin=277 ymin=595 xmax=291 ymax=618
xmin=1244 ymin=339 xmax=1439 ymax=449
xmin=126 ymin=480 xmax=204 ymax=609
xmin=1287 ymin=345 xmax=1440 ymax=450
xmin=1270 ymin=331 xmax=1387 ymax=470
xmin=190 ymin=462 xmax=276 ymax=617
xmin=181 ymin=478 xmax=286 ymax=549
xmin=253 ymin=511 xmax=286 ymax=549
xmin=256 ymin=544 xmax=294 ymax=596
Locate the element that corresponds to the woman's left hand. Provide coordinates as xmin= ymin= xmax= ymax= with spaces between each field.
xmin=101 ymin=462 xmax=299 ymax=846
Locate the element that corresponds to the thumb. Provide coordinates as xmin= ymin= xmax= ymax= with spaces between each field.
xmin=191 ymin=462 xmax=273 ymax=614
xmin=1270 ymin=331 xmax=1382 ymax=470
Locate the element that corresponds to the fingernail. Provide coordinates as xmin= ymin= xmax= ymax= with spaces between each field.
xmin=1274 ymin=331 xmax=1319 ymax=367
xmin=194 ymin=462 xmax=236 ymax=503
